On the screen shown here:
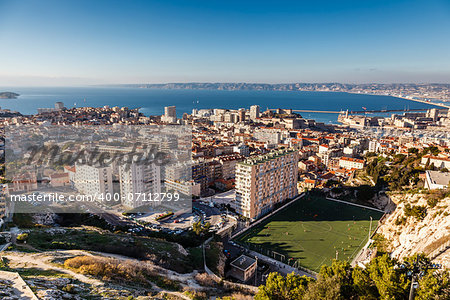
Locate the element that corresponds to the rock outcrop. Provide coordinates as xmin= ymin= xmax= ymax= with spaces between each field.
xmin=377 ymin=193 xmax=450 ymax=268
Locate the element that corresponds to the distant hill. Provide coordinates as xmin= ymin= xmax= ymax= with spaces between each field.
xmin=0 ymin=92 xmax=20 ymax=99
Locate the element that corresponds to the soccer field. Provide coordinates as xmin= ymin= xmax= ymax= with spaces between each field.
xmin=235 ymin=195 xmax=384 ymax=272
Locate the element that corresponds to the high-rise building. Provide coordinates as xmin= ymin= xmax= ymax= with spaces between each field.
xmin=119 ymin=163 xmax=161 ymax=208
xmin=74 ymin=164 xmax=113 ymax=197
xmin=55 ymin=102 xmax=65 ymax=110
xmin=161 ymin=106 xmax=177 ymax=123
xmin=233 ymin=149 xmax=298 ymax=219
xmin=427 ymin=108 xmax=439 ymax=122
xmin=250 ymin=105 xmax=260 ymax=120
xmin=165 ymin=106 xmax=176 ymax=118
xmin=238 ymin=108 xmax=246 ymax=122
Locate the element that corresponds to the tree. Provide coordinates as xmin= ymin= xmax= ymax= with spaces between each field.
xmin=255 ymin=272 xmax=312 ymax=300
xmin=408 ymin=148 xmax=419 ymax=155
xmin=313 ymin=260 xmax=354 ymax=299
xmin=352 ymin=266 xmax=379 ymax=299
xmin=255 ymin=255 xmax=448 ymax=300
xmin=366 ymin=255 xmax=410 ymax=300
xmin=192 ymin=221 xmax=211 ymax=236
xmin=303 ymin=274 xmax=342 ymax=300
xmin=415 ymin=270 xmax=450 ymax=300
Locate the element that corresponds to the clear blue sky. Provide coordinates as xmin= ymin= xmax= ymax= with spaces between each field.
xmin=0 ymin=0 xmax=449 ymax=85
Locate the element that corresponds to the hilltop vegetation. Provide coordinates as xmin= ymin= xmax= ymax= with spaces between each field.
xmin=256 ymin=255 xmax=450 ymax=300
xmin=364 ymin=146 xmax=443 ymax=191
xmin=25 ymin=228 xmax=195 ymax=273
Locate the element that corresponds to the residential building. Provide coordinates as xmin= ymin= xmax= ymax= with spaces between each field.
xmin=233 ymin=144 xmax=250 ymax=157
xmin=161 ymin=106 xmax=177 ymax=123
xmin=421 ymin=155 xmax=450 ymax=169
xmin=234 ymin=149 xmax=298 ymax=219
xmin=338 ymin=157 xmax=365 ymax=170
xmin=250 ymin=105 xmax=260 ymax=120
xmin=119 ymin=163 xmax=161 ymax=208
xmin=74 ymin=163 xmax=113 ymax=197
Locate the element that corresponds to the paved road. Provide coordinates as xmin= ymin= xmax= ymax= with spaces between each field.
xmin=193 ymin=202 xmax=222 ymax=225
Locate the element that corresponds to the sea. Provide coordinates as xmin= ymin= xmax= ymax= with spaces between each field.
xmin=0 ymin=86 xmax=441 ymax=124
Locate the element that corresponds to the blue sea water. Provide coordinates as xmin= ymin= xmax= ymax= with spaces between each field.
xmin=0 ymin=86 xmax=440 ymax=124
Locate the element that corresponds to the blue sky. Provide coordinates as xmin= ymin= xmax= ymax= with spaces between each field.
xmin=0 ymin=0 xmax=449 ymax=85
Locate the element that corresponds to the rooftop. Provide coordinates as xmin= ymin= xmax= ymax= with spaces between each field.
xmin=426 ymin=170 xmax=450 ymax=186
xmin=239 ymin=149 xmax=294 ymax=166
xmin=230 ymin=255 xmax=256 ymax=271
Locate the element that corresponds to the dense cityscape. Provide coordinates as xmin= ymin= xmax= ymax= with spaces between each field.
xmin=1 ymin=0 xmax=450 ymax=299
xmin=0 ymin=94 xmax=449 ymax=299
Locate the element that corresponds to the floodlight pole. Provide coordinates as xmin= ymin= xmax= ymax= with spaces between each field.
xmin=368 ymin=216 xmax=373 ymax=241
xmin=409 ymin=274 xmax=416 ymax=300
xmin=254 ymin=256 xmax=258 ymax=286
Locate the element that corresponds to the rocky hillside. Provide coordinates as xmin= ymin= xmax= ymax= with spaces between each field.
xmin=377 ymin=192 xmax=450 ymax=268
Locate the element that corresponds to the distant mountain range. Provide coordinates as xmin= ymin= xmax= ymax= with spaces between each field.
xmin=112 ymin=82 xmax=450 ymax=93
xmin=0 ymin=92 xmax=20 ymax=99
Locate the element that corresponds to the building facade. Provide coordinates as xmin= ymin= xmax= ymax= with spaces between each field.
xmin=119 ymin=163 xmax=161 ymax=208
xmin=338 ymin=157 xmax=365 ymax=170
xmin=74 ymin=163 xmax=113 ymax=197
xmin=234 ymin=149 xmax=298 ymax=219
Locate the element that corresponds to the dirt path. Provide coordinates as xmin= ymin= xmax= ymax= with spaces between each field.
xmin=4 ymin=249 xmax=206 ymax=296
xmin=3 ymin=251 xmax=105 ymax=287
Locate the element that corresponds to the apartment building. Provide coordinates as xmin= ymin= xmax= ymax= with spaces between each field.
xmin=119 ymin=163 xmax=161 ymax=208
xmin=234 ymin=149 xmax=298 ymax=220
xmin=74 ymin=163 xmax=113 ymax=197
xmin=215 ymin=154 xmax=244 ymax=179
xmin=421 ymin=155 xmax=450 ymax=169
xmin=250 ymin=105 xmax=260 ymax=120
xmin=338 ymin=157 xmax=365 ymax=170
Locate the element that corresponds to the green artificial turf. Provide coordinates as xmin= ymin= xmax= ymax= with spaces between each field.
xmin=235 ymin=195 xmax=384 ymax=272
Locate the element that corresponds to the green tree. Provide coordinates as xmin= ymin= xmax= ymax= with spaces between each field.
xmin=192 ymin=221 xmax=211 ymax=236
xmin=318 ymin=260 xmax=354 ymax=297
xmin=416 ymin=270 xmax=450 ymax=300
xmin=303 ymin=274 xmax=342 ymax=300
xmin=255 ymin=272 xmax=312 ymax=300
xmin=367 ymin=255 xmax=409 ymax=300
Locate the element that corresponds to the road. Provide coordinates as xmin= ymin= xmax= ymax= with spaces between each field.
xmin=193 ymin=202 xmax=223 ymax=226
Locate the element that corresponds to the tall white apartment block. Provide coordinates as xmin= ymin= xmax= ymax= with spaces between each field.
xmin=161 ymin=106 xmax=177 ymax=123
xmin=74 ymin=164 xmax=113 ymax=196
xmin=250 ymin=105 xmax=260 ymax=121
xmin=234 ymin=149 xmax=298 ymax=220
xmin=119 ymin=163 xmax=161 ymax=208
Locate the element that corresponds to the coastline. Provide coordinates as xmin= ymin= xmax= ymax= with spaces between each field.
xmin=345 ymin=91 xmax=449 ymax=109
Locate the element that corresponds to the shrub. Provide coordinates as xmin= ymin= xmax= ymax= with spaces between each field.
xmin=403 ymin=204 xmax=427 ymax=220
xmin=394 ymin=216 xmax=407 ymax=226
xmin=62 ymin=284 xmax=76 ymax=294
xmin=16 ymin=233 xmax=29 ymax=242
xmin=64 ymin=255 xmax=181 ymax=291
xmin=427 ymin=197 xmax=439 ymax=208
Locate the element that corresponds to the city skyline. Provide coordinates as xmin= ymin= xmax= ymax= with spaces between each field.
xmin=0 ymin=0 xmax=450 ymax=86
